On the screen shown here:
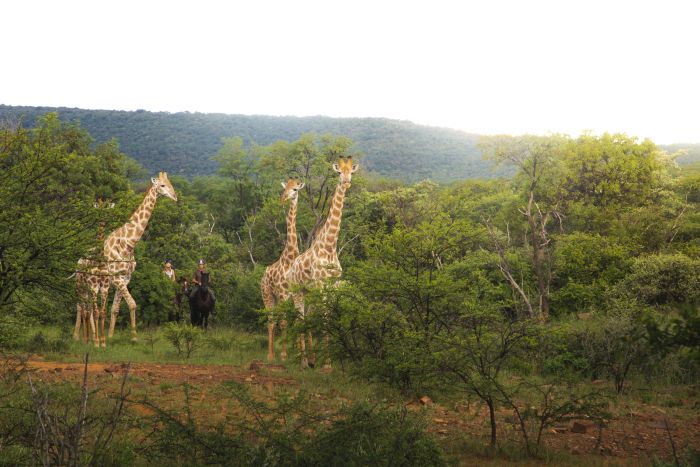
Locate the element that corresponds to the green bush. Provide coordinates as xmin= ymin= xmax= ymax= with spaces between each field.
xmin=0 ymin=355 xmax=137 ymax=466
xmin=162 ymin=322 xmax=204 ymax=358
xmin=613 ymin=253 xmax=700 ymax=306
xmin=141 ymin=382 xmax=447 ymax=467
xmin=567 ymin=307 xmax=652 ymax=393
xmin=302 ymin=402 xmax=447 ymax=467
xmin=124 ymin=257 xmax=177 ymax=326
xmin=0 ymin=315 xmax=28 ymax=350
xmin=550 ymin=232 xmax=631 ymax=314
xmin=22 ymin=331 xmax=70 ymax=354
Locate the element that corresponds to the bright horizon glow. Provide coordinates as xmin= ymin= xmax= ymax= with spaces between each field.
xmin=2 ymin=0 xmax=699 ymax=144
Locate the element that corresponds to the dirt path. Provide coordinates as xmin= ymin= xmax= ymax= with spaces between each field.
xmin=26 ymin=358 xmax=294 ymax=387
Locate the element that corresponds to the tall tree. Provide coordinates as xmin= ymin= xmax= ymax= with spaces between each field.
xmin=480 ymin=135 xmax=568 ymax=321
xmin=0 ymin=114 xmax=133 ymax=311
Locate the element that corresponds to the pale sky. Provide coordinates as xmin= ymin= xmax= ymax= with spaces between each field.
xmin=2 ymin=0 xmax=699 ymax=144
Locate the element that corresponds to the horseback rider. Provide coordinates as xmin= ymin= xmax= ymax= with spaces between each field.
xmin=190 ymin=259 xmax=216 ymax=303
xmin=163 ymin=259 xmax=177 ymax=282
xmin=163 ymin=259 xmax=180 ymax=322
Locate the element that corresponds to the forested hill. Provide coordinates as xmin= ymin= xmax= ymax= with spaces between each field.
xmin=0 ymin=105 xmax=497 ymax=182
xmin=2 ymin=105 xmax=698 ymax=182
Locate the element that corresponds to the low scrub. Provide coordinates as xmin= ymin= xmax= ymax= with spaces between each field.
xmin=140 ymin=382 xmax=447 ymax=466
xmin=162 ymin=322 xmax=204 ymax=359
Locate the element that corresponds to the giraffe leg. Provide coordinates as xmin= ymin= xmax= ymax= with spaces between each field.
xmin=306 ymin=303 xmax=316 ymax=367
xmin=74 ymin=303 xmax=82 ymax=340
xmin=267 ymin=319 xmax=276 ymax=362
xmin=261 ymin=278 xmax=276 ymax=361
xmin=99 ymin=285 xmax=109 ymax=347
xmin=83 ymin=308 xmax=91 ymax=343
xmin=293 ymin=293 xmax=309 ymax=369
xmin=115 ymin=283 xmax=139 ymax=341
xmin=89 ymin=292 xmax=99 ymax=348
xmin=108 ymin=289 xmax=122 ymax=338
xmin=280 ymin=319 xmax=288 ymax=361
xmin=322 ymin=334 xmax=332 ymax=370
xmin=80 ymin=303 xmax=89 ymax=343
xmin=307 ymin=332 xmax=315 ymax=368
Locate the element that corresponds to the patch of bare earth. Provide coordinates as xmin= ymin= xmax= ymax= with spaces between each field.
xmin=24 ymin=358 xmax=699 ymax=463
xmin=412 ymin=395 xmax=700 ymax=463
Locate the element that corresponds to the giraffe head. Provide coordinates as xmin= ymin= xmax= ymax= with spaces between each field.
xmin=333 ymin=157 xmax=358 ymax=187
xmin=93 ymin=198 xmax=115 ymax=240
xmin=280 ymin=177 xmax=305 ymax=202
xmin=93 ymin=198 xmax=115 ymax=210
xmin=150 ymin=172 xmax=178 ymax=201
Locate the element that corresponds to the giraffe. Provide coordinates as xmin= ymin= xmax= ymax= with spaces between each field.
xmin=261 ymin=177 xmax=305 ymax=362
xmin=106 ymin=172 xmax=178 ymax=341
xmin=73 ymin=199 xmax=114 ymax=347
xmin=286 ymin=157 xmax=358 ymax=368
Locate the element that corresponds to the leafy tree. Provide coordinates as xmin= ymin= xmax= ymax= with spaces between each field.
xmin=0 ymin=114 xmax=133 ymax=313
xmin=550 ymin=232 xmax=632 ymax=314
xmin=432 ymin=307 xmax=537 ymax=447
xmin=571 ymin=306 xmax=652 ymax=393
xmin=612 ymin=253 xmax=700 ymax=306
xmin=480 ymin=134 xmax=569 ymax=321
xmin=125 ymin=258 xmax=176 ymax=326
xmin=644 ymin=302 xmax=700 ymax=362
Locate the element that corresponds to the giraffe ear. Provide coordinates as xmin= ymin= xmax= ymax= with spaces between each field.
xmin=298 ymin=182 xmax=305 ymax=190
xmin=333 ymin=163 xmax=341 ymax=173
xmin=351 ymin=164 xmax=359 ymax=173
xmin=151 ymin=177 xmax=158 ymax=185
xmin=281 ymin=182 xmax=287 ymax=189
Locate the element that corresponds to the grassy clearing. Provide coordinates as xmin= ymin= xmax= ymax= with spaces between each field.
xmin=26 ymin=325 xmax=268 ymax=366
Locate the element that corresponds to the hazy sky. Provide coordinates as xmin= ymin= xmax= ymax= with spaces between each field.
xmin=2 ymin=1 xmax=698 ymax=143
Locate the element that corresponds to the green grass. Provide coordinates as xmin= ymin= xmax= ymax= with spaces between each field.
xmin=24 ymin=325 xmax=269 ymax=366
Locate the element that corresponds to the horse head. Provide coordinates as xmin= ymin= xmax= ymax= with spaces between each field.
xmin=199 ymin=272 xmax=210 ymax=292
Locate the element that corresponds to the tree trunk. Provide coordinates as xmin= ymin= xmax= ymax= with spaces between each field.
xmin=487 ymin=398 xmax=497 ymax=448
xmin=524 ymin=191 xmax=551 ymax=322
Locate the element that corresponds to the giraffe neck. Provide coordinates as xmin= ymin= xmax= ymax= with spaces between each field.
xmin=280 ymin=198 xmax=299 ymax=265
xmin=117 ymin=185 xmax=158 ymax=252
xmin=96 ymin=222 xmax=106 ymax=241
xmin=314 ymin=181 xmax=348 ymax=254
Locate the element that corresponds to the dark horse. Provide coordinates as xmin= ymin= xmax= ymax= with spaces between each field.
xmin=188 ymin=272 xmax=214 ymax=329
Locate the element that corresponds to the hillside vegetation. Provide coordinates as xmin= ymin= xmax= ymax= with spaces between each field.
xmin=0 ymin=104 xmax=500 ymax=182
